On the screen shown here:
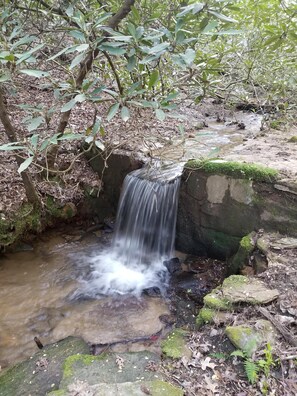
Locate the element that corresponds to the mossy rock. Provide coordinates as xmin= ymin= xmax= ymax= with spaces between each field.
xmin=228 ymin=233 xmax=256 ymax=274
xmin=161 ymin=329 xmax=191 ymax=359
xmin=0 ymin=337 xmax=90 ymax=396
xmin=186 ymin=159 xmax=278 ymax=182
xmin=59 ymin=351 xmax=160 ymax=389
xmin=226 ymin=320 xmax=276 ymax=357
xmin=0 ymin=203 xmax=42 ymax=247
xmin=48 ymin=380 xmax=183 ymax=396
xmin=288 ymin=136 xmax=297 ymax=143
xmin=203 ymin=288 xmax=232 ymax=311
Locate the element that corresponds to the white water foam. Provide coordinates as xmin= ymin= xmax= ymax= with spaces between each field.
xmin=80 ymin=164 xmax=181 ymax=297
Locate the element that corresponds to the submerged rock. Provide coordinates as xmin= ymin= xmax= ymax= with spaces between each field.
xmin=0 ymin=337 xmax=89 ymax=396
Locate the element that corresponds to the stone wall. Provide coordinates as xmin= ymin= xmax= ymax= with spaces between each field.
xmin=176 ymin=165 xmax=297 ymax=259
xmin=85 ymin=147 xmax=143 ymax=216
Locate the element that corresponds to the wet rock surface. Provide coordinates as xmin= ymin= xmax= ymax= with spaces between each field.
xmin=0 ymin=337 xmax=89 ymax=396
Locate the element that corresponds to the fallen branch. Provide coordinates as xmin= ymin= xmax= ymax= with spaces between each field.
xmin=257 ymin=306 xmax=297 ymax=347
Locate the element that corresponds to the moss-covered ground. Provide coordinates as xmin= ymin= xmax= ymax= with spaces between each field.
xmin=185 ymin=159 xmax=278 ymax=182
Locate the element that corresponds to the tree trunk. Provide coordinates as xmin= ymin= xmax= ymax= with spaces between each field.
xmin=0 ymin=88 xmax=40 ymax=207
xmin=46 ymin=0 xmax=136 ymax=170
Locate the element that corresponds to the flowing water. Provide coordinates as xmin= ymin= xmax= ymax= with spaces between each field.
xmin=0 ymin=164 xmax=182 ymax=367
xmin=81 ymin=164 xmax=182 ymax=297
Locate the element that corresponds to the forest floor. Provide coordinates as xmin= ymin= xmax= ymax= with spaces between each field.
xmin=0 ymin=76 xmax=297 ymax=395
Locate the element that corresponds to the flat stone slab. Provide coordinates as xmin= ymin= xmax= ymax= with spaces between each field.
xmin=60 ymin=352 xmax=161 ymax=388
xmin=50 ymin=352 xmax=183 ymax=396
xmin=203 ymin=275 xmax=279 ymax=310
xmin=49 ymin=380 xmax=183 ymax=396
xmin=0 ymin=337 xmax=89 ymax=396
xmin=222 ymin=275 xmax=279 ymax=305
xmin=52 ymin=297 xmax=170 ymax=345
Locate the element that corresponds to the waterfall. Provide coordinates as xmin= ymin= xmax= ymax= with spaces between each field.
xmin=86 ymin=164 xmax=181 ymax=297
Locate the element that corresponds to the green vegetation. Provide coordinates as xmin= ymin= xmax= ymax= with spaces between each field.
xmin=0 ymin=0 xmax=294 ymax=206
xmin=186 ymin=160 xmax=279 ymax=182
xmin=0 ymin=203 xmax=41 ymax=247
xmin=161 ymin=329 xmax=190 ymax=359
xmin=288 ymin=136 xmax=297 ymax=143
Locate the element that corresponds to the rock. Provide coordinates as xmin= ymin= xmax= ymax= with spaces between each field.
xmin=161 ymin=329 xmax=191 ymax=359
xmin=201 ymin=275 xmax=279 ymax=315
xmin=225 ymin=320 xmax=276 ymax=357
xmin=222 ymin=275 xmax=279 ymax=305
xmin=228 ymin=232 xmax=256 ymax=274
xmin=163 ymin=257 xmax=181 ymax=274
xmin=196 ymin=307 xmax=231 ymax=327
xmin=49 ymin=351 xmax=183 ymax=396
xmin=0 ymin=337 xmax=90 ymax=396
xmin=142 ymin=287 xmax=161 ymax=297
xmin=48 ymin=379 xmax=183 ymax=396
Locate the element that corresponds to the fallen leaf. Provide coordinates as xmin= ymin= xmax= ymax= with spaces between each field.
xmin=201 ymin=357 xmax=217 ymax=371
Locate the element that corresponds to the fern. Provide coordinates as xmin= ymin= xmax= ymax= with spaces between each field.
xmin=244 ymin=359 xmax=259 ymax=384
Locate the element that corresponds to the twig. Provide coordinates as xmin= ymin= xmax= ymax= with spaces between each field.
xmin=257 ymin=306 xmax=297 ymax=347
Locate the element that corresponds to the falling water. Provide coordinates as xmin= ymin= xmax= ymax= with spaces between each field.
xmin=84 ymin=164 xmax=182 ymax=297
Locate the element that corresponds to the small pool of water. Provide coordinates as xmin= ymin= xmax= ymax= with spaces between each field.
xmin=0 ymin=227 xmax=170 ymax=368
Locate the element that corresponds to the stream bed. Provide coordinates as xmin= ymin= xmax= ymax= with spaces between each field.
xmin=0 ymin=227 xmax=171 ymax=369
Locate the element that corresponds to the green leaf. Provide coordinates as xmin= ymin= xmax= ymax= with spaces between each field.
xmin=48 ymin=47 xmax=69 ymax=61
xmin=40 ymin=138 xmax=50 ymax=151
xmin=19 ymin=69 xmax=50 ymax=78
xmin=99 ymin=45 xmax=126 ymax=55
xmin=148 ymin=69 xmax=159 ymax=89
xmin=147 ymin=42 xmax=170 ymax=55
xmin=70 ymin=52 xmax=85 ymax=69
xmin=0 ymin=143 xmax=26 ymax=151
xmin=0 ymin=72 xmax=11 ymax=82
xmin=61 ymin=99 xmax=76 ymax=112
xmin=30 ymin=134 xmax=39 ymax=149
xmin=155 ymin=109 xmax=166 ymax=121
xmin=11 ymin=35 xmax=36 ymax=50
xmin=107 ymin=103 xmax=120 ymax=121
xmin=75 ymin=44 xmax=89 ymax=52
xmin=26 ymin=116 xmax=44 ymax=132
xmin=127 ymin=55 xmax=136 ymax=71
xmin=244 ymin=360 xmax=259 ymax=384
xmin=183 ymin=48 xmax=196 ymax=66
xmin=57 ymin=133 xmax=84 ymax=141
xmin=121 ymin=106 xmax=130 ymax=122
xmin=92 ymin=118 xmax=101 ymax=135
xmin=69 ymin=30 xmax=86 ymax=41
xmin=18 ymin=156 xmax=33 ymax=174
xmin=208 ymin=10 xmax=237 ymax=23
xmin=16 ymin=43 xmax=45 ymax=64
xmin=74 ymin=93 xmax=86 ymax=103
xmin=230 ymin=350 xmax=245 ymax=358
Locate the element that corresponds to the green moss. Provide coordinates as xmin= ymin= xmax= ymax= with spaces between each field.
xmin=46 ymin=390 xmax=66 ymax=396
xmin=203 ymin=290 xmax=232 ymax=310
xmin=288 ymin=136 xmax=297 ymax=143
xmin=150 ymin=380 xmax=183 ymax=396
xmin=46 ymin=196 xmax=62 ymax=218
xmin=186 ymin=159 xmax=278 ymax=182
xmin=240 ymin=236 xmax=254 ymax=252
xmin=225 ymin=326 xmax=260 ymax=357
xmin=223 ymin=275 xmax=248 ymax=288
xmin=0 ymin=203 xmax=41 ymax=247
xmin=196 ymin=308 xmax=216 ymax=327
xmin=161 ymin=329 xmax=189 ymax=359
xmin=228 ymin=234 xmax=256 ymax=274
xmin=63 ymin=354 xmax=101 ymax=378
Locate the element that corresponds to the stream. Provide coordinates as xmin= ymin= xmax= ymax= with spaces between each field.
xmin=0 ymin=227 xmax=170 ymax=369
